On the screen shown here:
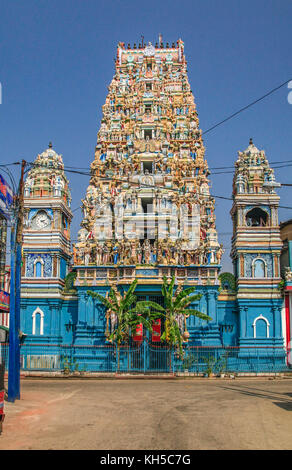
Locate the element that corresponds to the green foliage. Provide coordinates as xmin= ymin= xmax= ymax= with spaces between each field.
xmin=87 ymin=279 xmax=159 ymax=369
xmin=61 ymin=355 xmax=78 ymax=374
xmin=203 ymin=352 xmax=229 ymax=376
xmin=182 ymin=352 xmax=199 ymax=372
xmin=64 ymin=271 xmax=77 ymax=292
xmin=87 ymin=276 xmax=212 ymax=363
xmin=146 ymin=276 xmax=212 ymax=356
xmin=218 ymin=272 xmax=236 ymax=293
xmin=278 ymin=278 xmax=285 ymax=293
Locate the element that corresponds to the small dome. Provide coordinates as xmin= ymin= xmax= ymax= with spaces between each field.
xmin=24 ymin=143 xmax=71 ymax=207
xmin=37 ymin=143 xmax=64 ymax=167
xmin=244 ymin=138 xmax=260 ymax=155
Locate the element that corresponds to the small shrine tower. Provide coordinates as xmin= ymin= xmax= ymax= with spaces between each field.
xmin=20 ymin=144 xmax=72 ymax=343
xmin=230 ymin=139 xmax=284 ymax=349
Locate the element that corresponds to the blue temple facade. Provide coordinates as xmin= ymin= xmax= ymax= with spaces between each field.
xmin=19 ymin=40 xmax=287 ymax=372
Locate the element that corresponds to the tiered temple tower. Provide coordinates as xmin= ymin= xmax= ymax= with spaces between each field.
xmin=231 ymin=139 xmax=284 ymax=350
xmin=73 ymin=40 xmax=224 ymax=347
xmin=20 ymin=144 xmax=73 ymax=344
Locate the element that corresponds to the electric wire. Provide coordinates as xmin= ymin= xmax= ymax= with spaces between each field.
xmin=1 ymin=77 xmax=292 ymax=217
xmin=15 ymin=161 xmax=292 ymax=210
xmin=202 ymin=78 xmax=292 ymax=135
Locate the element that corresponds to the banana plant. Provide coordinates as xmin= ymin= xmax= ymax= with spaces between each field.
xmin=137 ymin=275 xmax=212 ymax=355
xmin=87 ymin=279 xmax=159 ymax=370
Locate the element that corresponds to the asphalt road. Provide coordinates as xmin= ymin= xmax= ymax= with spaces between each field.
xmin=0 ymin=377 xmax=292 ymax=450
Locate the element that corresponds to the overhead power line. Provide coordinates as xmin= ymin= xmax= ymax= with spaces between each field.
xmin=0 ymin=76 xmax=291 ymax=177
xmin=25 ymin=158 xmax=292 ymax=177
xmin=202 ymin=78 xmax=292 ymax=135
xmin=4 ymin=158 xmax=292 ymax=173
xmin=22 ymin=161 xmax=292 ymax=210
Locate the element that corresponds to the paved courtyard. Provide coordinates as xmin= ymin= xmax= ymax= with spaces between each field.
xmin=0 ymin=377 xmax=292 ymax=450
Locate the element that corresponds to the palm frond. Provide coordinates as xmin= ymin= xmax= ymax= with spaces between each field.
xmin=168 ymin=275 xmax=176 ymax=300
xmin=183 ymin=309 xmax=212 ymax=321
xmin=174 ymin=294 xmax=202 ymax=310
xmin=127 ymin=307 xmax=150 ymax=317
xmin=108 ymin=288 xmax=119 ymax=309
xmin=87 ymin=290 xmax=113 ymax=310
xmin=135 ymin=300 xmax=165 ymax=312
xmin=162 ymin=276 xmax=172 ymax=309
xmin=174 ymin=287 xmax=198 ymax=306
xmin=124 ymin=279 xmax=138 ymax=303
xmin=121 ymin=294 xmax=137 ymax=311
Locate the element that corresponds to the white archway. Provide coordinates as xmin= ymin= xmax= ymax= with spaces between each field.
xmin=252 ymin=258 xmax=267 ymax=278
xmin=32 ymin=307 xmax=44 ymax=335
xmin=252 ymin=314 xmax=270 ymax=338
xmin=33 ymin=257 xmax=44 ymax=277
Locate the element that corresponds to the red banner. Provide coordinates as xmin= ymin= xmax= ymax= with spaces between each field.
xmin=152 ymin=319 xmax=161 ymax=342
xmin=133 ymin=313 xmax=143 ymax=342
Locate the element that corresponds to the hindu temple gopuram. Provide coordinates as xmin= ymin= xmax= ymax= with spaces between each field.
xmin=75 ymin=40 xmax=223 ymax=283
xmin=19 ymin=39 xmax=288 ymax=372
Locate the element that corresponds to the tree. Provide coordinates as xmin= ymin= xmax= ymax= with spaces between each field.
xmin=87 ymin=279 xmax=158 ymax=369
xmin=137 ymin=276 xmax=212 ymax=355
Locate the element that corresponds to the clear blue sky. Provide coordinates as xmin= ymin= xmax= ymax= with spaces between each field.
xmin=1 ymin=0 xmax=292 ymax=271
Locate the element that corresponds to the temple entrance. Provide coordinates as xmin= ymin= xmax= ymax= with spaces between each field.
xmin=135 ymin=294 xmax=165 ymax=345
xmin=117 ymin=294 xmax=172 ymax=373
xmin=117 ymin=341 xmax=172 ymax=373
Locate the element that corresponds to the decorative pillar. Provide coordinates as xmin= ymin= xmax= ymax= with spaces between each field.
xmin=21 ymin=254 xmax=26 ymax=277
xmin=211 ymin=291 xmax=218 ymax=324
xmin=244 ymin=307 xmax=248 ymax=337
xmin=77 ymin=291 xmax=88 ymax=325
xmin=202 ymin=292 xmax=208 ymax=320
xmin=238 ymin=307 xmax=243 ymax=338
xmin=49 ymin=303 xmax=60 ymax=337
xmin=239 ymin=306 xmax=248 ymax=339
xmin=56 ymin=254 xmax=60 ymax=278
xmin=273 ymin=306 xmax=282 ymax=339
xmin=240 ymin=254 xmax=244 ymax=277
xmin=74 ymin=290 xmax=89 ymax=345
xmin=53 ymin=255 xmax=58 ymax=277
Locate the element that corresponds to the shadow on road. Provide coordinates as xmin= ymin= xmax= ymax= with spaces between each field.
xmin=215 ymin=383 xmax=292 ymax=411
xmin=273 ymin=402 xmax=292 ymax=411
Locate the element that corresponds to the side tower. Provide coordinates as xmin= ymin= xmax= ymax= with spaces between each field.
xmin=231 ymin=139 xmax=284 ymax=350
xmin=20 ymin=144 xmax=72 ymax=344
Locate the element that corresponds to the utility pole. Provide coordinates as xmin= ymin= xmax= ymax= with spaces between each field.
xmin=7 ymin=160 xmax=26 ymax=402
xmin=7 ymin=224 xmax=16 ymax=402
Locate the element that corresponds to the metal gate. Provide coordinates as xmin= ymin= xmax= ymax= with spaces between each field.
xmin=116 ymin=294 xmax=171 ymax=373
xmin=117 ymin=340 xmax=173 ymax=373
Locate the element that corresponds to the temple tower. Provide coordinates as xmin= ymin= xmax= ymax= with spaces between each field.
xmin=73 ymin=39 xmax=223 ymax=347
xmin=231 ymin=139 xmax=284 ymax=349
xmin=20 ymin=144 xmax=72 ymax=344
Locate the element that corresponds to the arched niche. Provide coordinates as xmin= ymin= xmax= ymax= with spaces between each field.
xmin=252 ymin=315 xmax=270 ymax=338
xmin=32 ymin=307 xmax=44 ymax=335
xmin=34 ymin=257 xmax=44 ymax=277
xmin=246 ymin=208 xmax=268 ymax=227
xmin=252 ymin=258 xmax=266 ymax=278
